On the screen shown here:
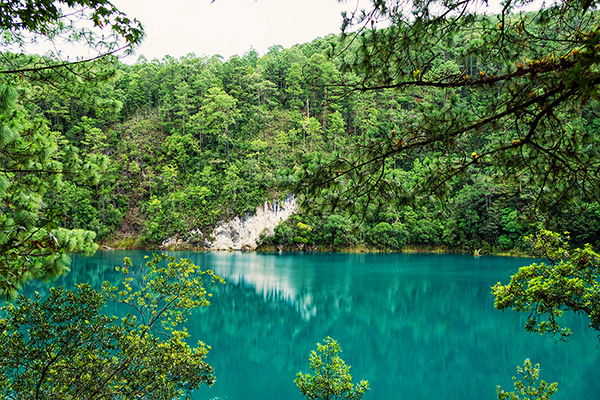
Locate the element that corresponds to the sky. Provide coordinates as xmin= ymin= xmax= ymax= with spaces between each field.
xmin=110 ymin=0 xmax=367 ymax=62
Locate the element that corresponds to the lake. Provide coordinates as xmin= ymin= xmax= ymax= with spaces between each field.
xmin=28 ymin=251 xmax=600 ymax=400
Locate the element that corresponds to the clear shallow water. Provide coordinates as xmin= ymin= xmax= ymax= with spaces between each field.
xmin=28 ymin=251 xmax=600 ymax=400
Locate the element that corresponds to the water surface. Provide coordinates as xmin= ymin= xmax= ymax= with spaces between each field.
xmin=32 ymin=251 xmax=600 ymax=400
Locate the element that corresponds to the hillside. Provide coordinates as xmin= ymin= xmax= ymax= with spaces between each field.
xmin=10 ymin=31 xmax=600 ymax=253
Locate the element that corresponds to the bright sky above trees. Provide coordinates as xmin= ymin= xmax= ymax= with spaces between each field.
xmin=111 ymin=0 xmax=369 ymax=61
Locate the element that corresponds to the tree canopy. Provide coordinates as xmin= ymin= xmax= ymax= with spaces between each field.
xmin=295 ymin=337 xmax=370 ymax=400
xmin=300 ymin=0 xmax=600 ymax=213
xmin=0 ymin=254 xmax=223 ymax=399
xmin=1 ymin=0 xmax=144 ymax=76
xmin=0 ymin=0 xmax=143 ymax=297
xmin=496 ymin=359 xmax=558 ymax=400
xmin=492 ymin=230 xmax=600 ymax=339
xmin=0 ymin=82 xmax=101 ymax=298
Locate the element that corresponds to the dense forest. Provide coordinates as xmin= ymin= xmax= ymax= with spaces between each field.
xmin=7 ymin=24 xmax=596 ymax=254
xmin=2 ymin=1 xmax=600 ymax=399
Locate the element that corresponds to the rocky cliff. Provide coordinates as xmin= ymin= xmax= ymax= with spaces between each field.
xmin=209 ymin=195 xmax=298 ymax=250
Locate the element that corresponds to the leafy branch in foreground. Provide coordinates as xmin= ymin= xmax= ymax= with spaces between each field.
xmin=497 ymin=359 xmax=558 ymax=400
xmin=0 ymin=254 xmax=224 ymax=399
xmin=300 ymin=0 xmax=600 ymax=214
xmin=1 ymin=0 xmax=144 ymax=76
xmin=295 ymin=337 xmax=370 ymax=400
xmin=0 ymin=83 xmax=100 ymax=299
xmin=492 ymin=230 xmax=600 ymax=339
xmin=0 ymin=0 xmax=144 ymax=297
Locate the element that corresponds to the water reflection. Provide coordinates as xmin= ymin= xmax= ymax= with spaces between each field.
xmin=205 ymin=253 xmax=318 ymax=321
xmin=24 ymin=251 xmax=600 ymax=400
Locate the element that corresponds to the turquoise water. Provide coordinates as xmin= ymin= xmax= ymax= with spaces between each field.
xmin=29 ymin=251 xmax=600 ymax=400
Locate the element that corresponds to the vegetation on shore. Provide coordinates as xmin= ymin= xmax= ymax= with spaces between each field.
xmin=2 ymin=0 xmax=600 ymax=398
xmin=4 ymin=13 xmax=599 ymax=257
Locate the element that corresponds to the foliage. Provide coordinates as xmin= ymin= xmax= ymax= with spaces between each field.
xmin=3 ymin=5 xmax=600 ymax=254
xmin=0 ymin=254 xmax=223 ymax=399
xmin=295 ymin=337 xmax=370 ymax=400
xmin=497 ymin=359 xmax=558 ymax=400
xmin=0 ymin=0 xmax=143 ymax=295
xmin=492 ymin=230 xmax=600 ymax=339
xmin=300 ymin=0 xmax=600 ymax=214
xmin=1 ymin=0 xmax=144 ymax=76
xmin=0 ymin=84 xmax=98 ymax=298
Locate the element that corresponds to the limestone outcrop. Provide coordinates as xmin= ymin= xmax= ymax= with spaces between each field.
xmin=209 ymin=195 xmax=298 ymax=250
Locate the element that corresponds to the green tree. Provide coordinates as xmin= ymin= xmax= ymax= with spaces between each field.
xmin=1 ymin=0 xmax=143 ymax=76
xmin=295 ymin=337 xmax=370 ymax=400
xmin=497 ymin=359 xmax=558 ymax=400
xmin=0 ymin=254 xmax=223 ymax=399
xmin=492 ymin=230 xmax=600 ymax=339
xmin=199 ymin=87 xmax=240 ymax=164
xmin=302 ymin=116 xmax=325 ymax=151
xmin=366 ymin=221 xmax=408 ymax=250
xmin=302 ymin=0 xmax=600 ymax=212
xmin=327 ymin=110 xmax=347 ymax=152
xmin=286 ymin=62 xmax=306 ymax=110
xmin=323 ymin=214 xmax=355 ymax=247
xmin=0 ymin=0 xmax=143 ymax=295
xmin=0 ymin=86 xmax=98 ymax=298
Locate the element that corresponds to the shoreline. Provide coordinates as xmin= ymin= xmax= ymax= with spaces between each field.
xmin=98 ymin=239 xmax=533 ymax=258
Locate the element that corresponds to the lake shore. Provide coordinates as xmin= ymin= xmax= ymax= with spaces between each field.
xmin=100 ymin=236 xmax=533 ymax=258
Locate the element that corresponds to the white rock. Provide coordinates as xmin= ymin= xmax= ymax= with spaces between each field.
xmin=209 ymin=195 xmax=298 ymax=250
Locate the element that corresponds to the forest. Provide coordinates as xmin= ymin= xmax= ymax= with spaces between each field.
xmin=2 ymin=0 xmax=600 ymax=399
xmin=4 ymin=14 xmax=600 ymax=257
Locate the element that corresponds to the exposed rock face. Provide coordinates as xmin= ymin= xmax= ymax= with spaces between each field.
xmin=209 ymin=195 xmax=298 ymax=250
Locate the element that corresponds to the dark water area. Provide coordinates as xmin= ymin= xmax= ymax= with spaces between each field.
xmin=26 ymin=251 xmax=600 ymax=400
